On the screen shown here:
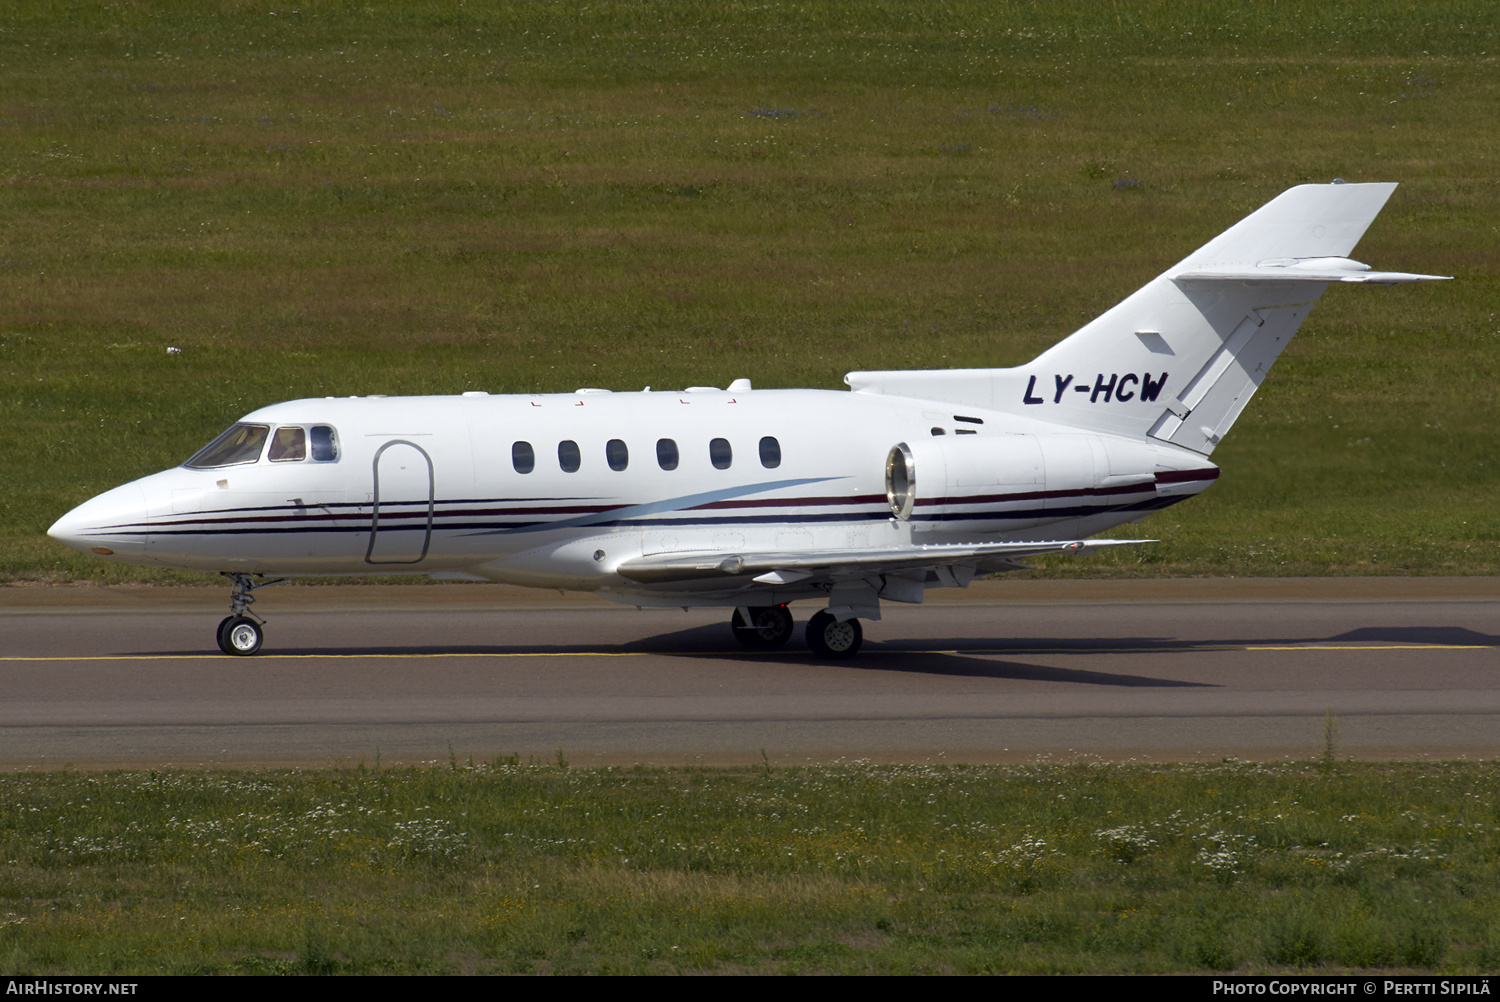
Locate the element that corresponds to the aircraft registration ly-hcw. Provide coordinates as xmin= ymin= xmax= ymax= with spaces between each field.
xmin=49 ymin=181 xmax=1447 ymax=658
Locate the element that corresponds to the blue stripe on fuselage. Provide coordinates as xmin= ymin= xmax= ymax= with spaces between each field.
xmin=460 ymin=476 xmax=841 ymax=535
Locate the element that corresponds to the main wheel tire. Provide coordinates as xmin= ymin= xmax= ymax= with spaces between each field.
xmin=217 ymin=615 xmax=263 ymax=656
xmin=806 ymin=610 xmax=862 ymax=660
xmin=731 ymin=605 xmax=795 ymax=650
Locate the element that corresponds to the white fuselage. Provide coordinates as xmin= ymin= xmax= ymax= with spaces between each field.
xmin=47 ymin=385 xmax=1218 ymax=606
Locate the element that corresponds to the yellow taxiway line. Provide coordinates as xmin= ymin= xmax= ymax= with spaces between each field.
xmin=1 ymin=643 xmax=1491 ymax=662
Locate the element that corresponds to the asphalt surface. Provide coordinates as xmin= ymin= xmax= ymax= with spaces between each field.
xmin=2 ymin=578 xmax=1497 ymax=768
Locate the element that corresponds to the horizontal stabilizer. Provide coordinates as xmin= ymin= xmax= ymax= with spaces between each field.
xmin=1177 ymin=257 xmax=1449 ymax=284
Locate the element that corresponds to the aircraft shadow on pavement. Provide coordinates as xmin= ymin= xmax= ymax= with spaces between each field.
xmin=623 ymin=624 xmax=1214 ymax=686
xmin=144 ymin=623 xmax=1208 ymax=686
xmin=1328 ymin=625 xmax=1499 ymax=646
xmin=140 ymin=621 xmax=1494 ymax=683
xmin=631 ymin=622 xmax=1500 ymax=656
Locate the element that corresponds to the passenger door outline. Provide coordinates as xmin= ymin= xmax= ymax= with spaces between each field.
xmin=365 ymin=440 xmax=435 ymax=564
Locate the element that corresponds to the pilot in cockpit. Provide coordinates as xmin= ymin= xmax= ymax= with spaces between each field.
xmin=267 ymin=426 xmax=307 ymax=462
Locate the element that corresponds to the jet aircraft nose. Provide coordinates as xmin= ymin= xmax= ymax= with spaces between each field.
xmin=48 ymin=481 xmax=152 ymax=560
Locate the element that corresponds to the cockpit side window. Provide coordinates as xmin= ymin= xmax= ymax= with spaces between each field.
xmin=268 ymin=426 xmax=307 ymax=462
xmin=310 ymin=425 xmax=339 ymax=462
xmin=183 ymin=424 xmax=270 ymax=469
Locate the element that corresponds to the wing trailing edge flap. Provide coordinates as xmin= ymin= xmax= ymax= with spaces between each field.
xmin=614 ymin=538 xmax=1152 ymax=586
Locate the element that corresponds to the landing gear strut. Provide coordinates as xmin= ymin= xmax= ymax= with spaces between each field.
xmin=806 ymin=610 xmax=863 ymax=660
xmin=216 ymin=573 xmax=282 ymax=656
xmin=730 ymin=605 xmax=795 ymax=650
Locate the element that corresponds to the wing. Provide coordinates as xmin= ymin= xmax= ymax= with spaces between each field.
xmin=615 ymin=537 xmax=1150 ymax=587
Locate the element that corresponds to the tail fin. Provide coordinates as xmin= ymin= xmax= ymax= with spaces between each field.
xmin=847 ymin=182 xmax=1447 ymax=455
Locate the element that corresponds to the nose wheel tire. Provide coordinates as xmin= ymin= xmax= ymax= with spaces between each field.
xmin=806 ymin=610 xmax=862 ymax=660
xmin=217 ymin=615 xmax=264 ymax=657
xmin=731 ymin=605 xmax=795 ymax=650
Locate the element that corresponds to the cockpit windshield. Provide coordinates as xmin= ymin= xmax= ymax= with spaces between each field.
xmin=183 ymin=424 xmax=269 ymax=469
xmin=183 ymin=423 xmax=340 ymax=469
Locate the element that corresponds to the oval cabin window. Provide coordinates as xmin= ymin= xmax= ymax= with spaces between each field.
xmin=512 ymin=441 xmax=535 ymax=474
xmin=759 ymin=436 xmax=781 ymax=469
xmin=710 ymin=438 xmax=732 ymax=470
xmin=656 ymin=438 xmax=679 ymax=471
xmin=558 ymin=440 xmax=581 ymax=473
xmin=606 ymin=439 xmax=629 ymax=471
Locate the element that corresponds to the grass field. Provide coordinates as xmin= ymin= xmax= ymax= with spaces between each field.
xmin=1 ymin=759 xmax=1496 ymax=975
xmin=1 ymin=0 xmax=1496 ymax=582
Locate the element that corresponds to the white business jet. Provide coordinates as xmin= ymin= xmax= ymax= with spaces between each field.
xmin=49 ymin=182 xmax=1446 ymax=658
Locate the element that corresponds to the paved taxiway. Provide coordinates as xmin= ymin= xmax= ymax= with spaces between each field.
xmin=2 ymin=579 xmax=1496 ymax=767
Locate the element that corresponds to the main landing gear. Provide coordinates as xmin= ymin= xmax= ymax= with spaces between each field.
xmin=805 ymin=610 xmax=863 ymax=660
xmin=731 ymin=605 xmax=795 ymax=650
xmin=729 ymin=605 xmax=864 ymax=660
xmin=216 ymin=573 xmax=282 ymax=656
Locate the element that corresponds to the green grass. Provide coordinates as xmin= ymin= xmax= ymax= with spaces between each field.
xmin=3 ymin=0 xmax=1497 ymax=580
xmin=1 ymin=759 xmax=1497 ymax=974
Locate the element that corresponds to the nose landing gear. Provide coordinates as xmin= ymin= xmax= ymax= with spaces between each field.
xmin=217 ymin=615 xmax=263 ymax=656
xmin=216 ymin=573 xmax=282 ymax=656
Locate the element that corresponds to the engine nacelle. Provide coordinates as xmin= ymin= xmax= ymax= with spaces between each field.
xmin=885 ymin=433 xmax=1214 ymax=535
